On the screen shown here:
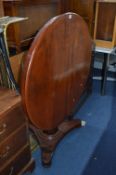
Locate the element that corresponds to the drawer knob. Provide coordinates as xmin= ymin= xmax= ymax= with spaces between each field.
xmin=0 ymin=123 xmax=7 ymax=135
xmin=0 ymin=146 xmax=10 ymax=159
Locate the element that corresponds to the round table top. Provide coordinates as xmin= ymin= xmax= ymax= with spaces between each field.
xmin=21 ymin=12 xmax=92 ymax=130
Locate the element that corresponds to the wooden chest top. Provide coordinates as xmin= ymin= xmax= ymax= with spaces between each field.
xmin=0 ymin=88 xmax=21 ymax=116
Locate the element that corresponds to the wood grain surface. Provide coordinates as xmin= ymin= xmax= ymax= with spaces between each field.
xmin=21 ymin=13 xmax=93 ymax=130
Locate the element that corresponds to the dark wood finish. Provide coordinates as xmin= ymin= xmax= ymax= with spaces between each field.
xmin=30 ymin=120 xmax=81 ymax=166
xmin=2 ymin=0 xmax=96 ymax=52
xmin=0 ymin=1 xmax=4 ymax=17
xmin=0 ymin=102 xmax=25 ymax=142
xmin=60 ymin=0 xmax=95 ymax=35
xmin=3 ymin=0 xmax=62 ymax=52
xmin=0 ymin=88 xmax=35 ymax=174
xmin=21 ymin=13 xmax=93 ymax=166
xmin=0 ymin=145 xmax=35 ymax=175
xmin=94 ymin=1 xmax=116 ymax=48
xmin=21 ymin=13 xmax=93 ymax=130
xmin=96 ymin=3 xmax=116 ymax=40
xmin=0 ymin=125 xmax=27 ymax=167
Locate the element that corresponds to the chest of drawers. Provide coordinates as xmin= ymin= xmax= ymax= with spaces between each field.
xmin=0 ymin=88 xmax=35 ymax=175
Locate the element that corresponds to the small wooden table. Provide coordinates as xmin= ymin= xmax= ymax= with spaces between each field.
xmin=94 ymin=46 xmax=116 ymax=95
xmin=21 ymin=12 xmax=93 ymax=166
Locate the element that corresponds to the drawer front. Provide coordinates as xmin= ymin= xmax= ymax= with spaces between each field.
xmin=0 ymin=125 xmax=28 ymax=167
xmin=0 ymin=105 xmax=26 ymax=142
xmin=0 ymin=145 xmax=31 ymax=175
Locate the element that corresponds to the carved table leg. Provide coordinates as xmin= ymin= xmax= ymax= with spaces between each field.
xmin=30 ymin=119 xmax=82 ymax=167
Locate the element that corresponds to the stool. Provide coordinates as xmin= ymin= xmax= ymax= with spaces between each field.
xmin=94 ymin=47 xmax=116 ymax=95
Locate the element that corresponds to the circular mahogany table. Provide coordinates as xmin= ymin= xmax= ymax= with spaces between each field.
xmin=21 ymin=12 xmax=93 ymax=166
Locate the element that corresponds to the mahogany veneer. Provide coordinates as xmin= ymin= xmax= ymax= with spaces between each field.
xmin=0 ymin=88 xmax=35 ymax=175
xmin=94 ymin=0 xmax=116 ymax=48
xmin=21 ymin=13 xmax=93 ymax=166
xmin=60 ymin=0 xmax=95 ymax=35
xmin=2 ymin=0 xmax=62 ymax=52
xmin=0 ymin=1 xmax=4 ymax=17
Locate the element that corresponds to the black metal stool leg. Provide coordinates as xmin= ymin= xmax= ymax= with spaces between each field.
xmin=0 ymin=29 xmax=19 ymax=92
xmin=101 ymin=53 xmax=109 ymax=95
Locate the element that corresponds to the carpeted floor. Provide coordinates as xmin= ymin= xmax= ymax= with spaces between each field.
xmin=25 ymin=79 xmax=116 ymax=175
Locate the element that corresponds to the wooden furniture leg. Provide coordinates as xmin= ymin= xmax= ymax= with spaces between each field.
xmin=30 ymin=119 xmax=82 ymax=167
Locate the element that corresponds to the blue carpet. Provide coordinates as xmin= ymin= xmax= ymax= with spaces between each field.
xmin=93 ymin=67 xmax=116 ymax=79
xmin=25 ymin=80 xmax=116 ymax=175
